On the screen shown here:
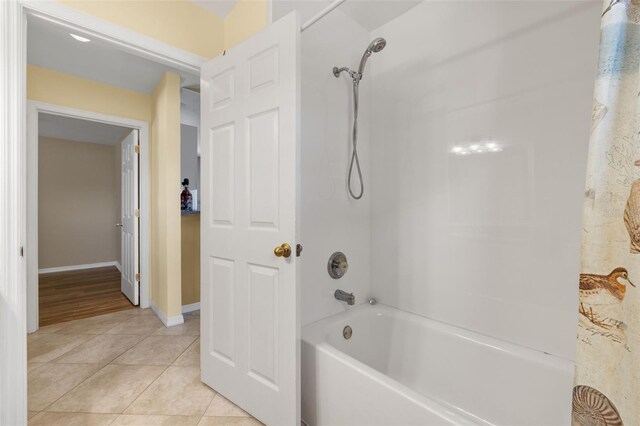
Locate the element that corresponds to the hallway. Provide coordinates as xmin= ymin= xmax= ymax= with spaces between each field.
xmin=27 ymin=309 xmax=262 ymax=425
xmin=39 ymin=266 xmax=134 ymax=327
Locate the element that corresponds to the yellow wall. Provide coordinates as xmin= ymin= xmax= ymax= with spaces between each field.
xmin=150 ymin=72 xmax=182 ymax=318
xmin=28 ymin=65 xmax=183 ymax=320
xmin=224 ymin=0 xmax=268 ymax=49
xmin=58 ymin=0 xmax=225 ymax=58
xmin=58 ymin=0 xmax=268 ymax=57
xmin=27 ymin=65 xmax=151 ymax=122
xmin=181 ymin=214 xmax=200 ymax=306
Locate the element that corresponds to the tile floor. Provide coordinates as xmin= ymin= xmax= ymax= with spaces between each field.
xmin=27 ymin=308 xmax=263 ymax=426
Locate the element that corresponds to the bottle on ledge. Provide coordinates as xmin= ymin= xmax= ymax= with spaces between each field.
xmin=181 ymin=178 xmax=193 ymax=212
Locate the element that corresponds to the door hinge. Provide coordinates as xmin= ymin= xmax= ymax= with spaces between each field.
xmin=20 ymin=246 xmax=24 ymax=257
xmin=134 ymin=209 xmax=140 ymax=217
xmin=134 ymin=145 xmax=140 ymax=154
xmin=135 ymin=273 xmax=140 ymax=282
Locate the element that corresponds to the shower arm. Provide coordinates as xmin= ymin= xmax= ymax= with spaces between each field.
xmin=332 ymin=66 xmax=362 ymax=82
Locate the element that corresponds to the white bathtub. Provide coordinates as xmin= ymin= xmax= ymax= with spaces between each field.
xmin=301 ymin=304 xmax=574 ymax=426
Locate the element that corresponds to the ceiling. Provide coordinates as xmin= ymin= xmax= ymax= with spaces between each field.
xmin=27 ymin=17 xmax=199 ymax=95
xmin=39 ymin=113 xmax=133 ymax=146
xmin=273 ymin=0 xmax=422 ymax=31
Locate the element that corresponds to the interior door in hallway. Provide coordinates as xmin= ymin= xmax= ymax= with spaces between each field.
xmin=200 ymin=12 xmax=300 ymax=426
xmin=120 ymin=129 xmax=139 ymax=305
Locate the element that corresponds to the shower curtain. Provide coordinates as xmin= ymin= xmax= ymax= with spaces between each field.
xmin=573 ymin=1 xmax=640 ymax=425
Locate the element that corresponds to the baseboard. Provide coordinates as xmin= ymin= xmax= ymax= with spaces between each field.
xmin=150 ymin=301 xmax=184 ymax=327
xmin=39 ymin=261 xmax=119 ymax=274
xmin=114 ymin=262 xmax=122 ymax=272
xmin=181 ymin=302 xmax=200 ymax=314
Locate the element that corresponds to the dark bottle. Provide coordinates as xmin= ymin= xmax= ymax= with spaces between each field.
xmin=180 ymin=178 xmax=193 ymax=211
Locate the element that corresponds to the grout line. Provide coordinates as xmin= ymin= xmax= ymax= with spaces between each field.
xmin=119 ymin=364 xmax=171 ymax=415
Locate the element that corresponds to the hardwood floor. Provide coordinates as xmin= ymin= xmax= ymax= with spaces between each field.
xmin=39 ymin=266 xmax=135 ymax=326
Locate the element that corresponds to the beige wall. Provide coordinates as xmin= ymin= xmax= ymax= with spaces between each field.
xmin=181 ymin=215 xmax=200 ymax=306
xmin=28 ymin=65 xmax=151 ymax=123
xmin=58 ymin=0 xmax=225 ymax=58
xmin=57 ymin=0 xmax=268 ymax=57
xmin=150 ymin=72 xmax=182 ymax=317
xmin=39 ymin=137 xmax=120 ymax=269
xmin=224 ymin=0 xmax=268 ymax=49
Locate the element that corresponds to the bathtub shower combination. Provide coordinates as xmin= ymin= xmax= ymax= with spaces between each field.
xmin=296 ymin=0 xmax=602 ymax=425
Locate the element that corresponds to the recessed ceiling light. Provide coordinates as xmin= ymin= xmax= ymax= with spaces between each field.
xmin=70 ymin=33 xmax=91 ymax=43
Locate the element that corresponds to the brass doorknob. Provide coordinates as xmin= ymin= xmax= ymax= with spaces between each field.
xmin=274 ymin=243 xmax=292 ymax=258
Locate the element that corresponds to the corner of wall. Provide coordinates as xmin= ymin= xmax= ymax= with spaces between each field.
xmin=150 ymin=71 xmax=182 ymax=320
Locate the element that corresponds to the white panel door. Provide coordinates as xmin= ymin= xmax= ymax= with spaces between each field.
xmin=200 ymin=12 xmax=300 ymax=426
xmin=120 ymin=129 xmax=139 ymax=305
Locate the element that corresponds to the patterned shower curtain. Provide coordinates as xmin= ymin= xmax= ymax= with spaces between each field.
xmin=573 ymin=1 xmax=640 ymax=425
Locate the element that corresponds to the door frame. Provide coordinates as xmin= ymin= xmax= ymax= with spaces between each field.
xmin=2 ymin=0 xmax=216 ymax=422
xmin=27 ymin=101 xmax=150 ymax=332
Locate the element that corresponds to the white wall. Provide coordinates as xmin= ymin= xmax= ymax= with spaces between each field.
xmin=369 ymin=1 xmax=601 ymax=360
xmin=301 ymin=9 xmax=372 ymax=326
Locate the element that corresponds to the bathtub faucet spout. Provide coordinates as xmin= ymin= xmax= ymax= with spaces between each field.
xmin=335 ymin=289 xmax=355 ymax=306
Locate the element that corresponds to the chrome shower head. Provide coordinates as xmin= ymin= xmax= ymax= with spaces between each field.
xmin=357 ymin=37 xmax=386 ymax=76
xmin=369 ymin=37 xmax=387 ymax=53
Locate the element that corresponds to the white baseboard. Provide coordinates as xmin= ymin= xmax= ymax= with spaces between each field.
xmin=39 ymin=261 xmax=119 ymax=274
xmin=114 ymin=262 xmax=122 ymax=272
xmin=150 ymin=301 xmax=184 ymax=327
xmin=181 ymin=302 xmax=200 ymax=314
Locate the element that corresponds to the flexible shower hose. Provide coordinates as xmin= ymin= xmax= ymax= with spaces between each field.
xmin=348 ymin=80 xmax=364 ymax=200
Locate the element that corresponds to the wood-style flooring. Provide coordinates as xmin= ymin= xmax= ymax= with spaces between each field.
xmin=39 ymin=266 xmax=134 ymax=326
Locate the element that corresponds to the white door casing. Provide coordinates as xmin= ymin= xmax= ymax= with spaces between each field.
xmin=200 ymin=12 xmax=300 ymax=426
xmin=120 ymin=129 xmax=139 ymax=305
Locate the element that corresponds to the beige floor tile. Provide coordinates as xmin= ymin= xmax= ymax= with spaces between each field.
xmin=29 ymin=412 xmax=118 ymax=426
xmin=114 ymin=335 xmax=197 ymax=365
xmin=34 ymin=322 xmax=74 ymax=334
xmin=46 ymin=364 xmax=165 ymax=414
xmin=53 ymin=334 xmax=144 ymax=364
xmin=112 ymin=414 xmax=201 ymax=425
xmin=28 ymin=411 xmax=39 ymax=419
xmin=94 ymin=309 xmax=138 ymax=322
xmin=28 ymin=363 xmax=102 ymax=411
xmin=204 ymin=394 xmax=249 ymax=417
xmin=137 ymin=308 xmax=156 ymax=316
xmin=125 ymin=366 xmax=215 ymax=416
xmin=28 ymin=334 xmax=92 ymax=363
xmin=198 ymin=417 xmax=263 ymax=426
xmin=184 ymin=310 xmax=200 ymax=316
xmin=28 ymin=362 xmax=46 ymax=373
xmin=56 ymin=315 xmax=128 ymax=335
xmin=153 ymin=315 xmax=200 ymax=336
xmin=105 ymin=315 xmax=165 ymax=336
xmin=27 ymin=333 xmax=46 ymax=345
xmin=173 ymin=338 xmax=199 ymax=367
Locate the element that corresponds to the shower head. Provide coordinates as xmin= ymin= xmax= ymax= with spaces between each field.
xmin=369 ymin=37 xmax=387 ymax=53
xmin=357 ymin=37 xmax=386 ymax=77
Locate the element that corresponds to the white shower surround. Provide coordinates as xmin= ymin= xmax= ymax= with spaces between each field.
xmin=369 ymin=1 xmax=601 ymax=360
xmin=300 ymin=8 xmax=372 ymax=326
xmin=298 ymin=0 xmax=602 ymax=424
